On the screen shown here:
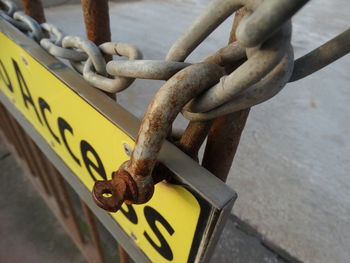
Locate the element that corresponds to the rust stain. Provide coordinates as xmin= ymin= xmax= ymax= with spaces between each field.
xmin=21 ymin=0 xmax=46 ymax=23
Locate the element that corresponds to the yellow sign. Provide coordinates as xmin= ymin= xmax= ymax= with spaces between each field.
xmin=0 ymin=31 xmax=203 ymax=262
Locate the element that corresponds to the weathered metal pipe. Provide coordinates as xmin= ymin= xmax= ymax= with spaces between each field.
xmin=201 ymin=7 xmax=250 ymax=182
xmin=21 ymin=0 xmax=46 ymax=23
xmin=81 ymin=0 xmax=111 ymax=46
xmin=290 ymin=28 xmax=350 ymax=82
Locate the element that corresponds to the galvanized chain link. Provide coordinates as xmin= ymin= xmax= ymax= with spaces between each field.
xmin=1 ymin=0 xmax=348 ymax=121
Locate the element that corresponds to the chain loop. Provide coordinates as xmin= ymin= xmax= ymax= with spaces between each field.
xmin=184 ymin=23 xmax=291 ymax=116
xmin=183 ymin=46 xmax=294 ymax=121
xmin=13 ymin=11 xmax=43 ymax=41
xmin=40 ymin=23 xmax=88 ymax=62
xmin=0 ymin=0 xmax=15 ymax=16
xmin=83 ymin=42 xmax=142 ymax=93
xmin=62 ymin=36 xmax=106 ymax=75
xmin=0 ymin=10 xmax=29 ymax=31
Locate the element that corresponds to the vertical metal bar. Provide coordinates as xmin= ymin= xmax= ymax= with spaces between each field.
xmin=177 ymin=8 xmax=246 ymax=167
xmin=0 ymin=104 xmax=16 ymax=146
xmin=81 ymin=201 xmax=105 ymax=263
xmin=34 ymin=148 xmax=67 ymax=218
xmin=118 ymin=244 xmax=132 ymax=263
xmin=201 ymin=8 xmax=250 ymax=182
xmin=202 ymin=109 xmax=250 ymax=181
xmin=80 ymin=2 xmax=126 ymax=261
xmin=81 ymin=0 xmax=114 ymax=98
xmin=0 ymin=105 xmax=24 ymax=158
xmin=21 ymin=0 xmax=46 ymax=23
xmin=178 ymin=120 xmax=213 ymax=160
xmin=26 ymin=136 xmax=53 ymax=195
xmin=81 ymin=0 xmax=111 ymax=46
xmin=7 ymin=113 xmax=37 ymax=175
xmin=45 ymin=162 xmax=68 ymax=218
xmin=53 ymin=168 xmax=85 ymax=243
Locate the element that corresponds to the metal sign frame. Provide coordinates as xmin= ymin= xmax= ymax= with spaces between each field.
xmin=0 ymin=18 xmax=236 ymax=263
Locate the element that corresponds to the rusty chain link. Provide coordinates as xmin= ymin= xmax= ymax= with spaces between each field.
xmin=1 ymin=0 xmax=349 ymax=212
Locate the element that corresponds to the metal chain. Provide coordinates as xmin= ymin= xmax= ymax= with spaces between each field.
xmin=1 ymin=0 xmax=349 ymax=121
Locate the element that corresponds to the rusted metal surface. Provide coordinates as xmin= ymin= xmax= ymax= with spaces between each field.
xmin=80 ymin=0 xmax=113 ymax=99
xmin=201 ymin=7 xmax=249 ymax=182
xmin=52 ymin=166 xmax=85 ymax=243
xmin=44 ymin=162 xmax=68 ymax=218
xmin=131 ymin=62 xmax=222 ymax=173
xmin=81 ymin=0 xmax=111 ymax=46
xmin=0 ymin=103 xmax=23 ymax=157
xmin=176 ymin=9 xmax=247 ymax=163
xmin=177 ymin=120 xmax=213 ymax=160
xmin=202 ymin=109 xmax=250 ymax=181
xmin=8 ymin=114 xmax=40 ymax=177
xmin=21 ymin=0 xmax=45 ymax=23
xmin=91 ymin=0 xmax=307 ymax=211
xmin=93 ymin=169 xmax=137 ymax=212
xmin=92 ymin=62 xmax=225 ymax=211
xmin=26 ymin=135 xmax=53 ymax=195
xmin=79 ymin=2 xmax=125 ymax=260
xmin=81 ymin=201 xmax=105 ymax=263
xmin=118 ymin=244 xmax=131 ymax=263
xmin=37 ymin=150 xmax=67 ymax=217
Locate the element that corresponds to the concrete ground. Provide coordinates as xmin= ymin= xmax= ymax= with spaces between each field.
xmin=0 ymin=143 xmax=86 ymax=262
xmin=1 ymin=0 xmax=350 ymax=262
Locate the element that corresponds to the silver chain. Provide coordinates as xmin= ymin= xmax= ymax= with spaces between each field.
xmin=0 ymin=0 xmax=349 ymax=121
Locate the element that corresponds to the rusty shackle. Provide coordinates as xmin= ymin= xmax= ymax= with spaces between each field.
xmin=92 ymin=62 xmax=224 ymax=212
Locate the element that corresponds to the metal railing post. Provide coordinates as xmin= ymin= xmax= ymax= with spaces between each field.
xmin=21 ymin=0 xmax=46 ymax=23
xmin=80 ymin=1 xmax=129 ymax=262
xmin=202 ymin=7 xmax=250 ymax=182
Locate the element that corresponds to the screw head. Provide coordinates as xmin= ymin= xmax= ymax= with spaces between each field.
xmin=123 ymin=143 xmax=132 ymax=156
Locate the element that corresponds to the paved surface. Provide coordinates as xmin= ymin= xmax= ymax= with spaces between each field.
xmin=1 ymin=0 xmax=350 ymax=262
xmin=0 ymin=142 xmax=85 ymax=263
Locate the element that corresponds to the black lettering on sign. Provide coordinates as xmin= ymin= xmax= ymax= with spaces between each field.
xmin=80 ymin=140 xmax=107 ymax=181
xmin=143 ymin=206 xmax=174 ymax=261
xmin=58 ymin=117 xmax=81 ymax=166
xmin=120 ymin=204 xmax=138 ymax=224
xmin=0 ymin=59 xmax=13 ymax=92
xmin=38 ymin=97 xmax=60 ymax=143
xmin=12 ymin=59 xmax=42 ymax=124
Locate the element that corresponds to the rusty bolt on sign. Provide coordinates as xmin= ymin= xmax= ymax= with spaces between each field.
xmin=93 ymin=168 xmax=138 ymax=212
